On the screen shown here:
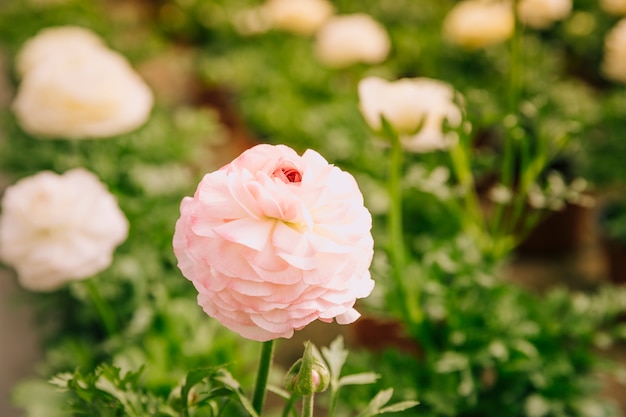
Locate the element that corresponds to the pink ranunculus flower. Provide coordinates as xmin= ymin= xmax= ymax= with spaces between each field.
xmin=173 ymin=144 xmax=375 ymax=342
xmin=0 ymin=168 xmax=129 ymax=291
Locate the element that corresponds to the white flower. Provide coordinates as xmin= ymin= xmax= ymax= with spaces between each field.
xmin=601 ymin=0 xmax=626 ymax=15
xmin=314 ymin=14 xmax=390 ymax=68
xmin=11 ymin=26 xmax=154 ymax=139
xmin=517 ymin=0 xmax=572 ymax=29
xmin=358 ymin=76 xmax=462 ymax=153
xmin=443 ymin=0 xmax=514 ymax=49
xmin=233 ymin=7 xmax=273 ymax=36
xmin=15 ymin=26 xmax=107 ymax=77
xmin=603 ymin=19 xmax=626 ymax=83
xmin=0 ymin=168 xmax=129 ymax=292
xmin=263 ymin=0 xmax=334 ymax=35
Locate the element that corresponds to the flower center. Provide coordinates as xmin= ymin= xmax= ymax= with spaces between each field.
xmin=272 ymin=162 xmax=302 ymax=183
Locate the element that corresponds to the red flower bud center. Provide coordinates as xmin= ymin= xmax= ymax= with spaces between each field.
xmin=273 ymin=163 xmax=302 ymax=183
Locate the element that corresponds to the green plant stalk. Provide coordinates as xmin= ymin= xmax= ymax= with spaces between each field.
xmin=85 ymin=279 xmax=117 ymax=337
xmin=327 ymin=377 xmax=342 ymax=417
xmin=448 ymin=136 xmax=488 ymax=251
xmin=281 ymin=396 xmax=298 ymax=417
xmin=302 ymin=394 xmax=314 ymax=417
xmin=252 ymin=340 xmax=275 ymax=416
xmin=490 ymin=12 xmax=524 ymax=255
xmin=387 ymin=131 xmax=422 ymax=324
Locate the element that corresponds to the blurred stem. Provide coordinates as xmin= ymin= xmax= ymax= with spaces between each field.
xmin=252 ymin=340 xmax=275 ymax=416
xmin=85 ymin=279 xmax=117 ymax=337
xmin=490 ymin=8 xmax=524 ymax=257
xmin=302 ymin=394 xmax=314 ymax=417
xmin=281 ymin=396 xmax=298 ymax=417
xmin=387 ymin=128 xmax=422 ymax=324
xmin=448 ymin=134 xmax=487 ymax=250
xmin=327 ymin=385 xmax=340 ymax=417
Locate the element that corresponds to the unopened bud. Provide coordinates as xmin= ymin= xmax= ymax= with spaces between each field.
xmin=284 ymin=341 xmax=330 ymax=395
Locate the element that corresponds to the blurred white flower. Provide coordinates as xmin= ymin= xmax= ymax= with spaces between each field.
xmin=488 ymin=183 xmax=513 ymax=204
xmin=601 ymin=0 xmax=626 ymax=15
xmin=0 ymin=168 xmax=129 ymax=292
xmin=528 ymin=172 xmax=594 ymax=211
xmin=405 ymin=164 xmax=453 ymax=200
xmin=12 ymin=26 xmax=154 ymax=139
xmin=263 ymin=0 xmax=334 ymax=35
xmin=233 ymin=7 xmax=273 ymax=36
xmin=358 ymin=76 xmax=462 ymax=152
xmin=603 ymin=19 xmax=626 ymax=83
xmin=517 ymin=0 xmax=572 ymax=29
xmin=314 ymin=14 xmax=390 ymax=68
xmin=443 ymin=0 xmax=514 ymax=49
xmin=15 ymin=26 xmax=107 ymax=77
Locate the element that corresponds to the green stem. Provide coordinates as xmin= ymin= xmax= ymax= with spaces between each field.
xmin=387 ymin=132 xmax=421 ymax=324
xmin=280 ymin=396 xmax=298 ymax=417
xmin=85 ymin=279 xmax=117 ymax=337
xmin=449 ymin=136 xmax=487 ymax=247
xmin=490 ymin=7 xmax=524 ymax=257
xmin=252 ymin=340 xmax=275 ymax=416
xmin=327 ymin=386 xmax=340 ymax=417
xmin=302 ymin=394 xmax=314 ymax=417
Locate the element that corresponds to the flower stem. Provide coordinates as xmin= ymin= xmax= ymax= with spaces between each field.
xmin=387 ymin=131 xmax=421 ymax=324
xmin=281 ymin=396 xmax=298 ymax=417
xmin=85 ymin=279 xmax=117 ymax=337
xmin=302 ymin=394 xmax=314 ymax=417
xmin=252 ymin=340 xmax=275 ymax=416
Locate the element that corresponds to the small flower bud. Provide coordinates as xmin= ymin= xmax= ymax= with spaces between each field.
xmin=284 ymin=341 xmax=330 ymax=395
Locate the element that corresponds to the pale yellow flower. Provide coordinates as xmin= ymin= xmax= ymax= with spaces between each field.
xmin=358 ymin=76 xmax=462 ymax=153
xmin=602 ymin=19 xmax=626 ymax=83
xmin=517 ymin=0 xmax=572 ymax=29
xmin=15 ymin=26 xmax=106 ymax=77
xmin=263 ymin=0 xmax=334 ymax=35
xmin=314 ymin=14 xmax=390 ymax=68
xmin=443 ymin=0 xmax=514 ymax=49
xmin=601 ymin=0 xmax=626 ymax=15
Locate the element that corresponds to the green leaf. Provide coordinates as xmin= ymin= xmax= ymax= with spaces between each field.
xmin=214 ymin=370 xmax=260 ymax=417
xmin=356 ymin=388 xmax=394 ymax=417
xmin=379 ymin=400 xmax=420 ymax=414
xmin=338 ymin=372 xmax=380 ymax=387
xmin=321 ymin=336 xmax=348 ymax=383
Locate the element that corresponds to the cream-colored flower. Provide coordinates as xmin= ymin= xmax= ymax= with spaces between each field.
xmin=233 ymin=6 xmax=273 ymax=36
xmin=314 ymin=14 xmax=390 ymax=68
xmin=358 ymin=76 xmax=462 ymax=153
xmin=601 ymin=0 xmax=626 ymax=15
xmin=15 ymin=26 xmax=107 ymax=77
xmin=0 ymin=168 xmax=129 ymax=292
xmin=263 ymin=0 xmax=334 ymax=35
xmin=602 ymin=19 xmax=626 ymax=83
xmin=443 ymin=0 xmax=514 ymax=49
xmin=12 ymin=40 xmax=153 ymax=139
xmin=517 ymin=0 xmax=572 ymax=29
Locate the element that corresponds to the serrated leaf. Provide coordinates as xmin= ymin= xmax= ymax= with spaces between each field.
xmin=180 ymin=366 xmax=219 ymax=409
xmin=338 ymin=372 xmax=380 ymax=387
xmin=356 ymin=388 xmax=394 ymax=417
xmin=49 ymin=373 xmax=74 ymax=389
xmin=214 ymin=372 xmax=260 ymax=417
xmin=321 ymin=336 xmax=348 ymax=382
